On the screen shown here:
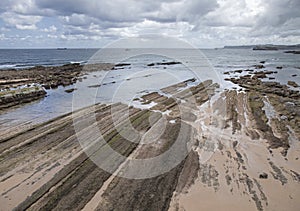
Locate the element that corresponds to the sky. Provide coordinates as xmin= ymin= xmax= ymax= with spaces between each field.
xmin=0 ymin=0 xmax=299 ymax=48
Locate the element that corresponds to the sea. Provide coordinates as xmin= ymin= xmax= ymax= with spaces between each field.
xmin=0 ymin=48 xmax=299 ymax=132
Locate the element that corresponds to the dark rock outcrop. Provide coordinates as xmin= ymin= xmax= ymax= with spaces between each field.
xmin=147 ymin=61 xmax=182 ymax=67
xmin=259 ymin=173 xmax=268 ymax=179
xmin=285 ymin=51 xmax=300 ymax=54
xmin=287 ymin=81 xmax=299 ymax=88
xmin=0 ymin=87 xmax=46 ymax=109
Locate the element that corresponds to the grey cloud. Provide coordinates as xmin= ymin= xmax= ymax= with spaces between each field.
xmin=256 ymin=0 xmax=300 ymax=27
xmin=60 ymin=14 xmax=98 ymax=27
xmin=249 ymin=0 xmax=300 ymax=38
xmin=33 ymin=0 xmax=219 ymax=39
xmin=36 ymin=0 xmax=219 ymax=24
xmin=178 ymin=0 xmax=219 ymax=22
xmin=0 ymin=0 xmax=299 ymax=47
xmin=36 ymin=0 xmax=159 ymax=22
xmin=59 ymin=14 xmax=134 ymax=29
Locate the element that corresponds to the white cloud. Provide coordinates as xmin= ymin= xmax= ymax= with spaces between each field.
xmin=11 ymin=0 xmax=36 ymax=14
xmin=0 ymin=33 xmax=7 ymax=40
xmin=20 ymin=35 xmax=32 ymax=40
xmin=16 ymin=24 xmax=37 ymax=30
xmin=1 ymin=12 xmax=42 ymax=30
xmin=42 ymin=25 xmax=57 ymax=33
xmin=47 ymin=34 xmax=58 ymax=39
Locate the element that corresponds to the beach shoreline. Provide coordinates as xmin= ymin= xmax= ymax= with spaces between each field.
xmin=0 ymin=64 xmax=299 ymax=210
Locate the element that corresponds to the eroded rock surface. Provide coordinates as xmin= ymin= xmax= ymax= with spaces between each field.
xmin=0 ymin=75 xmax=299 ymax=211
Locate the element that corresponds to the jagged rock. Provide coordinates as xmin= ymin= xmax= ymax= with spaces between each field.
xmin=43 ymin=84 xmax=51 ymax=89
xmin=288 ymin=81 xmax=299 ymax=88
xmin=65 ymin=88 xmax=77 ymax=93
xmin=0 ymin=63 xmax=115 ymax=91
xmin=259 ymin=173 xmax=268 ymax=179
xmin=115 ymin=63 xmax=131 ymax=67
xmin=285 ymin=50 xmax=300 ymax=54
xmin=147 ymin=61 xmax=182 ymax=67
xmin=234 ymin=70 xmax=243 ymax=73
xmin=0 ymin=87 xmax=46 ymax=109
xmin=254 ymin=64 xmax=265 ymax=69
xmin=232 ymin=141 xmax=238 ymax=148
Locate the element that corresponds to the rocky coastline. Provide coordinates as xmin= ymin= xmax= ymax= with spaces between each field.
xmin=224 ymin=68 xmax=299 ymax=156
xmin=0 ymin=63 xmax=114 ymax=90
xmin=0 ymin=62 xmax=299 ymax=211
xmin=0 ymin=86 xmax=46 ymax=110
xmin=0 ymin=63 xmax=114 ymax=111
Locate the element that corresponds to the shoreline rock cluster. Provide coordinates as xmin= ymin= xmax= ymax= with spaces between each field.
xmin=285 ymin=50 xmax=300 ymax=54
xmin=0 ymin=62 xmax=299 ymax=211
xmin=224 ymin=66 xmax=300 ymax=155
xmin=0 ymin=64 xmax=82 ymax=90
xmin=0 ymin=63 xmax=114 ymax=110
xmin=147 ymin=61 xmax=182 ymax=67
xmin=0 ymin=86 xmax=46 ymax=110
xmin=0 ymin=63 xmax=114 ymax=90
xmin=0 ymin=75 xmax=299 ymax=211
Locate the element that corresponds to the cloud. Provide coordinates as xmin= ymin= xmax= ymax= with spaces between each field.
xmin=36 ymin=0 xmax=158 ymax=22
xmin=256 ymin=0 xmax=300 ymax=27
xmin=0 ymin=0 xmax=50 ymax=30
xmin=245 ymin=0 xmax=300 ymax=40
xmin=37 ymin=0 xmax=220 ymax=42
xmin=1 ymin=12 xmax=42 ymax=30
xmin=36 ymin=0 xmax=219 ymax=25
xmin=0 ymin=0 xmax=299 ymax=47
xmin=41 ymin=25 xmax=57 ymax=32
xmin=0 ymin=33 xmax=7 ymax=40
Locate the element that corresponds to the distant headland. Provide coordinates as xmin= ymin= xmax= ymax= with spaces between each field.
xmin=224 ymin=44 xmax=300 ymax=51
